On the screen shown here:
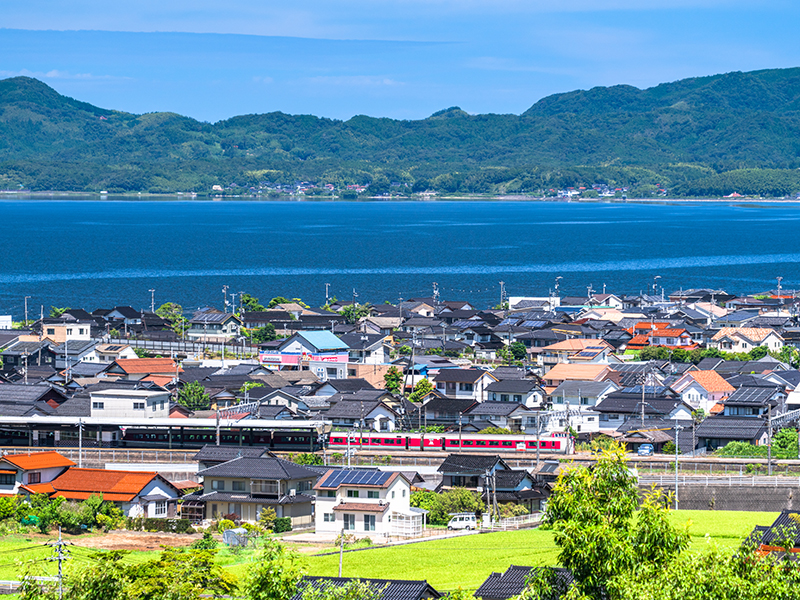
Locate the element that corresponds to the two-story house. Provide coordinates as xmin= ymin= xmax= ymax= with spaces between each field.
xmin=193 ymin=456 xmax=320 ymax=527
xmin=433 ymin=369 xmax=498 ymax=402
xmin=314 ymin=469 xmax=423 ymax=538
xmin=484 ymin=379 xmax=544 ymax=408
xmin=0 ymin=451 xmax=75 ymax=495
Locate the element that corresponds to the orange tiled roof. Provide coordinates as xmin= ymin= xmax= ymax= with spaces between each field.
xmin=140 ymin=375 xmax=175 ymax=386
xmin=49 ymin=468 xmax=160 ymax=502
xmin=21 ymin=483 xmax=56 ymax=495
xmin=627 ymin=334 xmax=651 ymax=346
xmin=690 ymin=370 xmax=735 ymax=393
xmin=114 ymin=358 xmax=182 ymax=374
xmin=651 ymin=329 xmax=688 ymax=337
xmin=2 ymin=451 xmax=75 ymax=471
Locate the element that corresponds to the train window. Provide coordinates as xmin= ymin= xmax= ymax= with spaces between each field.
xmin=476 ymin=441 xmax=486 ymax=446
xmin=463 ymin=440 xmax=473 ymax=446
xmin=489 ymin=441 xmax=499 ymax=446
xmin=502 ymin=441 xmax=512 ymax=447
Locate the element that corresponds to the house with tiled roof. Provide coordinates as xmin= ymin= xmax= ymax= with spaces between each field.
xmin=188 ymin=455 xmax=320 ymax=526
xmin=314 ymin=469 xmax=420 ymax=537
xmin=541 ymin=364 xmax=614 ymax=392
xmin=293 ymin=577 xmax=441 ymax=600
xmin=538 ymin=339 xmax=614 ymax=373
xmin=104 ymin=358 xmax=182 ymax=384
xmin=186 ymin=310 xmax=242 ymax=341
xmin=671 ymin=370 xmax=735 ymax=412
xmin=0 ymin=451 xmax=75 ymax=495
xmin=433 ymin=368 xmax=498 ymax=402
xmin=28 ymin=467 xmax=180 ymax=517
xmin=475 ymin=566 xmax=573 ymax=600
xmin=710 ymin=328 xmax=784 ymax=353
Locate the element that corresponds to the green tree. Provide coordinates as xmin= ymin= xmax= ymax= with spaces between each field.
xmin=155 ymin=302 xmax=189 ymax=336
xmin=383 ymin=366 xmax=403 ymax=393
xmin=177 ymin=381 xmax=211 ymax=410
xmin=241 ymin=293 xmax=265 ymax=313
xmin=508 ymin=341 xmax=527 ymax=360
xmin=530 ymin=443 xmax=690 ymax=600
xmin=301 ymin=580 xmax=384 ymax=600
xmin=250 ymin=324 xmax=277 ymax=343
xmin=338 ymin=303 xmax=371 ymax=324
xmin=240 ymin=538 xmax=303 ymax=600
xmin=268 ymin=297 xmax=309 ymax=309
xmin=408 ymin=378 xmax=434 ymax=403
xmin=428 ymin=487 xmax=483 ymax=525
xmin=48 ymin=306 xmax=70 ymax=318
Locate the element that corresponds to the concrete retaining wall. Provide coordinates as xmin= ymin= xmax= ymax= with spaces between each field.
xmin=646 ymin=483 xmax=799 ymax=511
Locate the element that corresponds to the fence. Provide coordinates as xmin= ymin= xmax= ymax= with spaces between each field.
xmin=489 ymin=512 xmax=543 ymax=530
xmin=106 ymin=337 xmax=256 ymax=358
xmin=640 ymin=475 xmax=800 ymax=487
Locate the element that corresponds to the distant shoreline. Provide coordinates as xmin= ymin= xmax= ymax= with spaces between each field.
xmin=0 ymin=191 xmax=798 ymax=204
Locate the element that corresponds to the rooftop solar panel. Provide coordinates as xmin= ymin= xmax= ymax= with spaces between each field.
xmin=322 ymin=469 xmax=392 ymax=488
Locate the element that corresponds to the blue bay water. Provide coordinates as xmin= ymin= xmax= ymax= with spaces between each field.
xmin=1 ymin=198 xmax=800 ymax=318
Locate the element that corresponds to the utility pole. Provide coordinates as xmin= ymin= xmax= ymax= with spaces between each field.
xmin=222 ymin=285 xmax=229 ymax=313
xmin=77 ymin=419 xmax=83 ymax=468
xmin=325 ymin=283 xmax=331 ymax=305
xmin=339 ymin=528 xmax=345 ymax=576
xmin=673 ymin=418 xmax=682 ymax=510
xmin=149 ymin=289 xmax=155 ymax=313
xmin=48 ymin=526 xmax=69 ymax=600
xmin=458 ymin=412 xmax=463 ymax=448
xmin=499 ymin=281 xmax=505 ymax=308
xmin=653 ymin=275 xmax=661 ymax=296
xmin=768 ymin=403 xmax=773 ymax=476
xmin=777 ymin=276 xmax=783 ymax=297
xmin=216 ymin=408 xmax=221 ymax=446
xmin=24 ymin=295 xmax=30 ymax=326
xmin=535 ymin=411 xmax=541 ymax=467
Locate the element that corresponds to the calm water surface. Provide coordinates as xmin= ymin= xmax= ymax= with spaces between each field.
xmin=2 ymin=198 xmax=799 ymax=317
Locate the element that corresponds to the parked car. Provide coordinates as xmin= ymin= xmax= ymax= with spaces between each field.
xmin=447 ymin=513 xmax=478 ymax=530
xmin=637 ymin=443 xmax=654 ymax=456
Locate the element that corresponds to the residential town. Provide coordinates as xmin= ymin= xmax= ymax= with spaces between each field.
xmin=1 ymin=285 xmax=800 ymax=596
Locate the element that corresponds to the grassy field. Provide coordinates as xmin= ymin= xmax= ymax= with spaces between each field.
xmin=0 ymin=510 xmax=781 ymax=593
xmin=301 ymin=510 xmax=780 ymax=593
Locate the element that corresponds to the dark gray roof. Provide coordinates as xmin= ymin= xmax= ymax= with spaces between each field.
xmin=422 ymin=397 xmax=475 ymax=414
xmin=293 ymin=577 xmax=441 ymax=600
xmin=197 ymin=456 xmax=320 ymax=480
xmin=616 ymin=418 xmax=694 ymax=451
xmin=485 ymin=379 xmax=540 ymax=394
xmin=748 ymin=511 xmax=800 ymax=550
xmin=475 ymin=566 xmax=573 ymax=600
xmin=594 ymin=393 xmax=686 ymax=417
xmin=324 ymin=400 xmax=390 ymax=419
xmin=466 ymin=402 xmax=527 ymax=417
xmin=493 ymin=470 xmax=530 ymax=489
xmin=193 ymin=445 xmax=273 ymax=462
xmin=551 ymin=380 xmax=615 ymax=397
xmin=50 ymin=340 xmax=97 ymax=355
xmin=696 ymin=416 xmax=767 ymax=440
xmin=321 ymin=379 xmax=376 ymax=393
xmin=437 ymin=453 xmax=507 ymax=474
xmin=433 ymin=369 xmax=489 ymax=383
xmin=0 ymin=383 xmax=66 ymax=404
xmin=337 ymin=333 xmax=388 ymax=349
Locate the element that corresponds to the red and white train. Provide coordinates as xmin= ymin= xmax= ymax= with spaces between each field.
xmin=328 ymin=431 xmax=573 ymax=453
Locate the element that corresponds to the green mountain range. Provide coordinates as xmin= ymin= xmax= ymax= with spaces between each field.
xmin=3 ymin=68 xmax=800 ymax=196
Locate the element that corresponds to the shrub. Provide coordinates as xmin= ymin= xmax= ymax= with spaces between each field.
xmin=191 ymin=531 xmax=219 ymax=550
xmin=273 ymin=517 xmax=292 ymax=533
xmin=217 ymin=519 xmax=236 ymax=533
xmin=258 ymin=507 xmax=277 ymax=531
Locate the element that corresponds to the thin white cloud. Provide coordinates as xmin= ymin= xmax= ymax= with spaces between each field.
xmin=252 ymin=76 xmax=274 ymax=84
xmin=0 ymin=68 xmax=130 ymax=81
xmin=304 ymin=76 xmax=403 ymax=87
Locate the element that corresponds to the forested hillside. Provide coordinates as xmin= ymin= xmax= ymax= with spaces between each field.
xmin=2 ymin=68 xmax=800 ymax=196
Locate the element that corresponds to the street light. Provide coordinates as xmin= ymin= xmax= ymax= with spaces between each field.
xmin=652 ymin=275 xmax=661 ymax=296
xmin=148 ymin=289 xmax=155 ymax=314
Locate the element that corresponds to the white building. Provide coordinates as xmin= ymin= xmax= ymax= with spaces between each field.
xmin=314 ymin=469 xmax=423 ymax=538
xmin=89 ymin=389 xmax=171 ymax=418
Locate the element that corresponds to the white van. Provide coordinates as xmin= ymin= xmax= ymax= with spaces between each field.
xmin=447 ymin=513 xmax=478 ymax=530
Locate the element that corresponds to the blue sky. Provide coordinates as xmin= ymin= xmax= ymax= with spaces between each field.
xmin=0 ymin=1 xmax=797 ymax=122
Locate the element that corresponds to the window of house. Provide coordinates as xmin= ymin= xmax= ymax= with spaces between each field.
xmin=347 ymin=490 xmax=360 ymax=498
xmin=324 ymin=513 xmax=335 ymax=522
xmin=323 ymin=490 xmax=336 ymax=497
xmin=232 ymin=481 xmax=245 ymax=491
xmin=154 ymin=501 xmax=167 ymax=517
xmin=151 ymin=403 xmax=157 ymax=411
xmin=28 ymin=472 xmax=41 ymax=484
xmin=133 ymin=402 xmax=145 ymax=410
xmin=364 ymin=515 xmax=376 ymax=531
xmin=66 ymin=329 xmax=73 ymax=335
xmin=343 ymin=514 xmax=355 ymax=530
xmin=402 ymin=489 xmax=406 ymax=497
xmin=47 ymin=328 xmax=55 ymax=335
xmin=367 ymin=491 xmax=379 ymax=499
xmin=211 ymin=480 xmax=225 ymax=491
xmin=391 ymin=491 xmax=395 ymax=498
xmin=211 ymin=504 xmax=218 ymax=518
xmin=581 ymin=397 xmax=590 ymax=405
xmin=79 ymin=328 xmax=85 ymax=335
xmin=0 ymin=474 xmax=14 ymax=486
xmin=459 ymin=383 xmax=474 ymax=392
xmin=500 ymin=394 xmax=509 ymax=402
xmin=513 ymin=395 xmax=523 ymax=403
xmin=92 ymin=402 xmax=104 ymax=410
